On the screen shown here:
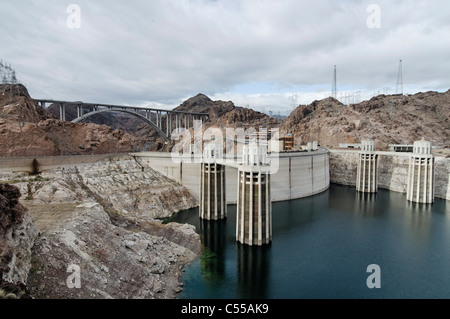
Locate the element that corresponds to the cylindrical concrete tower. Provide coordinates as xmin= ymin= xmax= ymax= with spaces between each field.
xmin=407 ymin=138 xmax=434 ymax=204
xmin=236 ymin=143 xmax=272 ymax=246
xmin=200 ymin=142 xmax=227 ymax=220
xmin=356 ymin=140 xmax=378 ymax=193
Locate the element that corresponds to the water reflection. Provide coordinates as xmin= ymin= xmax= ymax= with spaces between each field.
xmin=353 ymin=191 xmax=377 ymax=216
xmin=329 ymin=184 xmax=382 ymax=217
xmin=199 ymin=219 xmax=226 ymax=286
xmin=237 ymin=244 xmax=270 ymax=299
xmin=272 ymin=189 xmax=329 ymax=233
xmin=405 ymin=201 xmax=433 ymax=244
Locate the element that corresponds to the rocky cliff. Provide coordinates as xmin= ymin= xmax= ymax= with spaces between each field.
xmin=0 ymin=157 xmax=201 ymax=299
xmin=0 ymin=183 xmax=38 ymax=299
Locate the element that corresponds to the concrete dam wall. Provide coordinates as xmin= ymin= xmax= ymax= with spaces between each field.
xmin=2 ymin=149 xmax=447 ymax=202
xmin=133 ymin=150 xmax=330 ymax=204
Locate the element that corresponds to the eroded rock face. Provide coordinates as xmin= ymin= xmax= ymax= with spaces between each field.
xmin=13 ymin=157 xmax=198 ymax=220
xmin=329 ymin=152 xmax=359 ymax=187
xmin=0 ymin=184 xmax=38 ymax=298
xmin=2 ymin=157 xmax=201 ymax=299
xmin=27 ymin=204 xmax=199 ymax=299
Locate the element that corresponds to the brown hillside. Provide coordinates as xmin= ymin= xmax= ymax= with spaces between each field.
xmin=281 ymin=90 xmax=450 ymax=150
xmin=0 ymin=84 xmax=140 ymax=156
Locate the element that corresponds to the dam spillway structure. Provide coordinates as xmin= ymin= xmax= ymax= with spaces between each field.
xmin=199 ymin=142 xmax=227 ymax=220
xmin=356 ymin=140 xmax=378 ymax=193
xmin=407 ymin=138 xmax=434 ymax=204
xmin=236 ymin=142 xmax=272 ymax=246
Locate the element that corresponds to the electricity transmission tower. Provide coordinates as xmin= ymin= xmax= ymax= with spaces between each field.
xmin=291 ymin=92 xmax=298 ymax=111
xmin=0 ymin=60 xmax=19 ymax=99
xmin=331 ymin=65 xmax=337 ymax=99
xmin=396 ymin=60 xmax=403 ymax=94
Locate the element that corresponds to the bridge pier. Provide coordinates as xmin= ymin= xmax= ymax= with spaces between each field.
xmin=236 ymin=143 xmax=272 ymax=246
xmin=356 ymin=140 xmax=378 ymax=193
xmin=407 ymin=138 xmax=434 ymax=204
xmin=200 ymin=143 xmax=227 ymax=220
xmin=156 ymin=111 xmax=160 ymax=128
xmin=76 ymin=104 xmax=84 ymax=118
xmin=169 ymin=113 xmax=172 ymax=136
xmin=59 ymin=103 xmax=66 ymax=121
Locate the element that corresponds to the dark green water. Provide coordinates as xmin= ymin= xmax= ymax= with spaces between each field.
xmin=169 ymin=184 xmax=450 ymax=299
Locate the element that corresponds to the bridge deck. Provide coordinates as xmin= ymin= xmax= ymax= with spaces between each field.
xmin=33 ymin=99 xmax=209 ymax=116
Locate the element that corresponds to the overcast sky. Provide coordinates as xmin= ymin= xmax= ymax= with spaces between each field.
xmin=1 ymin=0 xmax=449 ymax=114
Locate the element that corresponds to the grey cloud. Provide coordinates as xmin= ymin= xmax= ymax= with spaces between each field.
xmin=0 ymin=0 xmax=448 ymax=110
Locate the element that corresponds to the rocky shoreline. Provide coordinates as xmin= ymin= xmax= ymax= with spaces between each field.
xmin=0 ymin=156 xmax=201 ymax=299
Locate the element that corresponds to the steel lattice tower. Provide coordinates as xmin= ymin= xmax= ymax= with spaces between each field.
xmin=396 ymin=60 xmax=403 ymax=94
xmin=331 ymin=65 xmax=337 ymax=99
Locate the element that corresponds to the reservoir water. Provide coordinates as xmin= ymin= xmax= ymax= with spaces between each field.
xmin=168 ymin=184 xmax=450 ymax=299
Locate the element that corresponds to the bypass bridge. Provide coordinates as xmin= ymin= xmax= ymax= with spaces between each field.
xmin=34 ymin=99 xmax=209 ymax=143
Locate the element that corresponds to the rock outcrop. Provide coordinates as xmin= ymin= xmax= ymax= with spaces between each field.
xmin=0 ymin=183 xmax=38 ymax=299
xmin=174 ymin=93 xmax=236 ymax=119
xmin=12 ymin=156 xmax=197 ymax=220
xmin=0 ymin=84 xmax=51 ymax=123
xmin=27 ymin=203 xmax=199 ymax=299
xmin=1 ymin=156 xmax=201 ymax=299
xmin=0 ymin=84 xmax=142 ymax=156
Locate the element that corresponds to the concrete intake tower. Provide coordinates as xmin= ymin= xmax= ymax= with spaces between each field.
xmin=236 ymin=142 xmax=272 ymax=246
xmin=407 ymin=138 xmax=434 ymax=204
xmin=199 ymin=142 xmax=227 ymax=220
xmin=356 ymin=140 xmax=378 ymax=193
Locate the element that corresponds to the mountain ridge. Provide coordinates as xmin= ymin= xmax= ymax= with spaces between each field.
xmin=1 ymin=84 xmax=449 ymax=155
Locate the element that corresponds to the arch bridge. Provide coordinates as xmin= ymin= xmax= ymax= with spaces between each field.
xmin=33 ymin=99 xmax=209 ymax=142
